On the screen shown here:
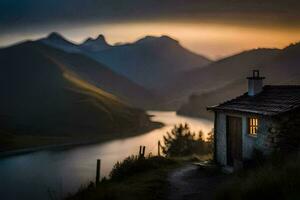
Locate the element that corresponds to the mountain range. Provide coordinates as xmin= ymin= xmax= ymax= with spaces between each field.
xmin=40 ymin=32 xmax=211 ymax=91
xmin=0 ymin=32 xmax=213 ymax=141
xmin=84 ymin=35 xmax=211 ymax=90
xmin=0 ymin=31 xmax=299 ymax=138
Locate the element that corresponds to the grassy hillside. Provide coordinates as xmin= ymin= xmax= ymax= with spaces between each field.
xmin=38 ymin=37 xmax=159 ymax=109
xmin=0 ymin=42 xmax=160 ymax=151
xmin=66 ymin=156 xmax=179 ymax=200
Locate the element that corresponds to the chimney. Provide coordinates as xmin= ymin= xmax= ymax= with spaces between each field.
xmin=247 ymin=70 xmax=265 ymax=96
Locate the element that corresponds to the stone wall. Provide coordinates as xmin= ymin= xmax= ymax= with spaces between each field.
xmin=267 ymin=109 xmax=300 ymax=153
xmin=214 ymin=108 xmax=300 ymax=167
xmin=215 ymin=112 xmax=227 ymax=165
xmin=215 ymin=111 xmax=275 ymax=165
xmin=241 ymin=115 xmax=256 ymax=159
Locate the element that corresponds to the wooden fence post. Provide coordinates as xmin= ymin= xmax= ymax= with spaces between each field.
xmin=139 ymin=145 xmax=142 ymax=157
xmin=96 ymin=159 xmax=101 ymax=185
xmin=158 ymin=140 xmax=161 ymax=156
xmin=142 ymin=146 xmax=146 ymax=157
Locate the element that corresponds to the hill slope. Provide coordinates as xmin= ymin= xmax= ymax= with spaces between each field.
xmin=0 ymin=42 xmax=156 ymax=136
xmin=170 ymin=48 xmax=280 ymax=99
xmin=177 ymin=44 xmax=300 ymax=119
xmin=41 ymin=43 xmax=159 ymax=109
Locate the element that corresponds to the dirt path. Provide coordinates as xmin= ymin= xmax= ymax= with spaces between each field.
xmin=167 ymin=164 xmax=228 ymax=200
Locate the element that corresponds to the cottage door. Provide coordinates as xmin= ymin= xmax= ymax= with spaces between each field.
xmin=226 ymin=116 xmax=242 ymax=166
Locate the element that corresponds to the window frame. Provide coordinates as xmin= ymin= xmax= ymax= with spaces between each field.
xmin=248 ymin=117 xmax=259 ymax=137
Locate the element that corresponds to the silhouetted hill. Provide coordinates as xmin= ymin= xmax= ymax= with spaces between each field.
xmin=177 ymin=45 xmax=300 ymax=118
xmin=0 ymin=42 xmax=155 ymax=136
xmin=162 ymin=48 xmax=279 ymax=109
xmin=178 ymin=43 xmax=300 ymax=118
xmin=171 ymin=48 xmax=280 ymax=98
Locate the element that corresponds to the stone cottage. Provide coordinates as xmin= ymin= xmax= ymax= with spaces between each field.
xmin=207 ymin=70 xmax=300 ymax=169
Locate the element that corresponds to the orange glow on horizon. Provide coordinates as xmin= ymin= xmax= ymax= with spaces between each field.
xmin=69 ymin=22 xmax=300 ymax=59
xmin=1 ymin=21 xmax=300 ymax=60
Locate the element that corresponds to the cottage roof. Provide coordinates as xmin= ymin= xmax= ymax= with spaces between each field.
xmin=207 ymin=85 xmax=300 ymax=116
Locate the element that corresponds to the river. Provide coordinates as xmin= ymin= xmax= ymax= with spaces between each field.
xmin=0 ymin=111 xmax=213 ymax=200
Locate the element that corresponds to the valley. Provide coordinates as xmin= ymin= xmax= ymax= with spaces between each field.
xmin=0 ymin=32 xmax=299 ymax=152
xmin=0 ymin=41 xmax=162 ymax=152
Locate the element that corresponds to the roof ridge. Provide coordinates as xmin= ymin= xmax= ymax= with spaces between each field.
xmin=264 ymin=85 xmax=300 ymax=88
xmin=208 ymin=84 xmax=300 ymax=116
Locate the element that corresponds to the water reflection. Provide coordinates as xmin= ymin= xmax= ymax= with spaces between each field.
xmin=0 ymin=111 xmax=212 ymax=200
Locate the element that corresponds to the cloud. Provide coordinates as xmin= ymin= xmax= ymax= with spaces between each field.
xmin=1 ymin=0 xmax=300 ymax=34
xmin=1 ymin=1 xmax=300 ymax=57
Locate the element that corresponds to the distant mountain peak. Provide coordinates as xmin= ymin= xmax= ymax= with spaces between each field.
xmin=284 ymin=42 xmax=300 ymax=51
xmin=159 ymin=35 xmax=179 ymax=43
xmin=40 ymin=32 xmax=80 ymax=53
xmin=278 ymin=41 xmax=300 ymax=58
xmin=82 ymin=34 xmax=108 ymax=45
xmin=81 ymin=34 xmax=110 ymax=51
xmin=136 ymin=35 xmax=179 ymax=45
xmin=96 ymin=34 xmax=105 ymax=41
xmin=47 ymin=32 xmax=66 ymax=41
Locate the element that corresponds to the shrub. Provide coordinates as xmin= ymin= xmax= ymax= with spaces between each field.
xmin=109 ymin=155 xmax=175 ymax=180
xmin=161 ymin=123 xmax=212 ymax=157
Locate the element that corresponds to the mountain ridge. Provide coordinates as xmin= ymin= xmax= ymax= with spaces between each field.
xmin=3 ymin=33 xmax=299 ymax=114
xmin=39 ymin=32 xmax=211 ymax=91
xmin=80 ymin=34 xmax=111 ymax=52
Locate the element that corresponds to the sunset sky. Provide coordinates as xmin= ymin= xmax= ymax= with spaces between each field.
xmin=1 ymin=0 xmax=300 ymax=59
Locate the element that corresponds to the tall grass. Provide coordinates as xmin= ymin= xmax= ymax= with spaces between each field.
xmin=109 ymin=155 xmax=176 ymax=180
xmin=215 ymin=153 xmax=300 ymax=200
xmin=66 ymin=155 xmax=178 ymax=200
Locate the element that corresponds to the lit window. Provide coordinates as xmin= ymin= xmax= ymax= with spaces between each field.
xmin=248 ymin=118 xmax=258 ymax=136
